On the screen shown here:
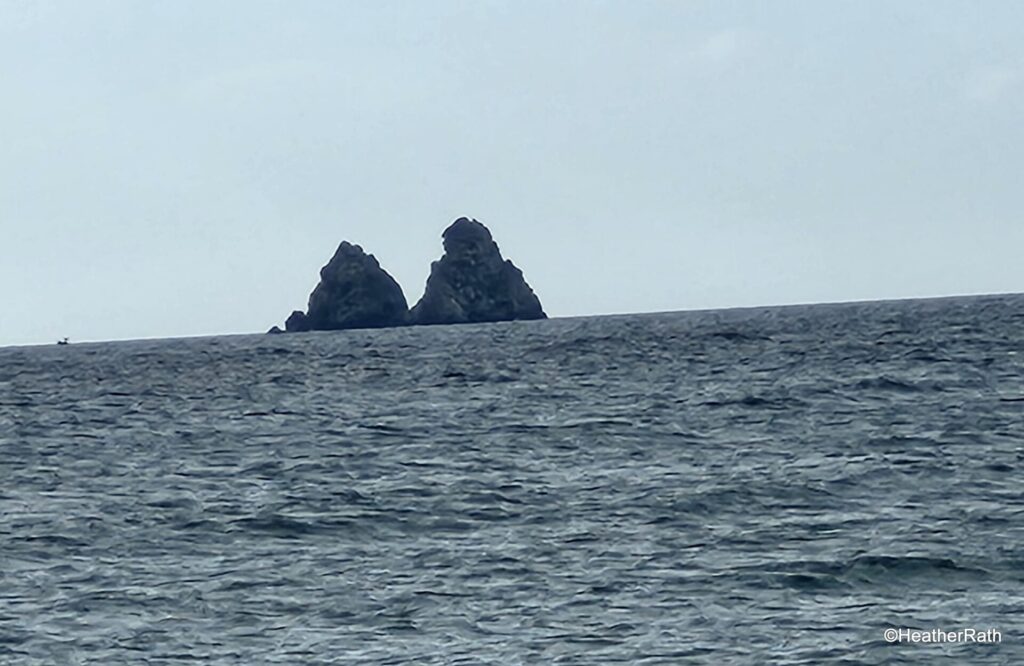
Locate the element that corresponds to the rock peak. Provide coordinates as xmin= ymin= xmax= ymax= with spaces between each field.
xmin=443 ymin=216 xmax=492 ymax=242
xmin=410 ymin=218 xmax=546 ymax=325
xmin=284 ymin=241 xmax=408 ymax=331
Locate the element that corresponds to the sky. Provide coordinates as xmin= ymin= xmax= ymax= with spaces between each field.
xmin=2 ymin=0 xmax=1022 ymax=346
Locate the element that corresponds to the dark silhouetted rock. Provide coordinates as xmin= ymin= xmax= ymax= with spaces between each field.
xmin=267 ymin=325 xmax=285 ymax=335
xmin=410 ymin=218 xmax=546 ymax=325
xmin=280 ymin=242 xmax=408 ymax=332
xmin=285 ymin=310 xmax=310 ymax=332
xmin=270 ymin=218 xmax=547 ymax=333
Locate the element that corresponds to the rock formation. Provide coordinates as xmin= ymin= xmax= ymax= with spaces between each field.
xmin=282 ymin=242 xmax=409 ymax=332
xmin=284 ymin=310 xmax=311 ymax=333
xmin=409 ymin=218 xmax=546 ymax=325
xmin=272 ymin=218 xmax=545 ymax=332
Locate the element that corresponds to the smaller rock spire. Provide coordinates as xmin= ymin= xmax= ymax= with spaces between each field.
xmin=285 ymin=242 xmax=408 ymax=331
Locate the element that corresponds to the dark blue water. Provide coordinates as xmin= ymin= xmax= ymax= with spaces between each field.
xmin=3 ymin=294 xmax=1024 ymax=664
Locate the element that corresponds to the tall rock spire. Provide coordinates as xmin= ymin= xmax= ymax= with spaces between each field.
xmin=409 ymin=217 xmax=546 ymax=325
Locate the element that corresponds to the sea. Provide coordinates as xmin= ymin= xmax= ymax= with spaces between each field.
xmin=2 ymin=293 xmax=1023 ymax=665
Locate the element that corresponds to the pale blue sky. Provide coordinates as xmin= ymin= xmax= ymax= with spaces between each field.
xmin=2 ymin=1 xmax=1022 ymax=345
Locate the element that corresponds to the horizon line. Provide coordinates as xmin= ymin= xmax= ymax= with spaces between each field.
xmin=2 ymin=289 xmax=1020 ymax=350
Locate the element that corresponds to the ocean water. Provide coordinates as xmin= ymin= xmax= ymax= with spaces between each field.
xmin=2 ymin=294 xmax=1024 ymax=665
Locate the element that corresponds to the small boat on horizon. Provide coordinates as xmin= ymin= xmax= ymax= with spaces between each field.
xmin=57 ymin=337 xmax=69 ymax=346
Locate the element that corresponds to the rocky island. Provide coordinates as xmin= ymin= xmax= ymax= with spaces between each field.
xmin=411 ymin=217 xmax=546 ymax=325
xmin=280 ymin=241 xmax=409 ymax=332
xmin=271 ymin=217 xmax=546 ymax=332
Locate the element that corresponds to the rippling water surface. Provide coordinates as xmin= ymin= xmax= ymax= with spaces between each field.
xmin=3 ymin=295 xmax=1024 ymax=664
